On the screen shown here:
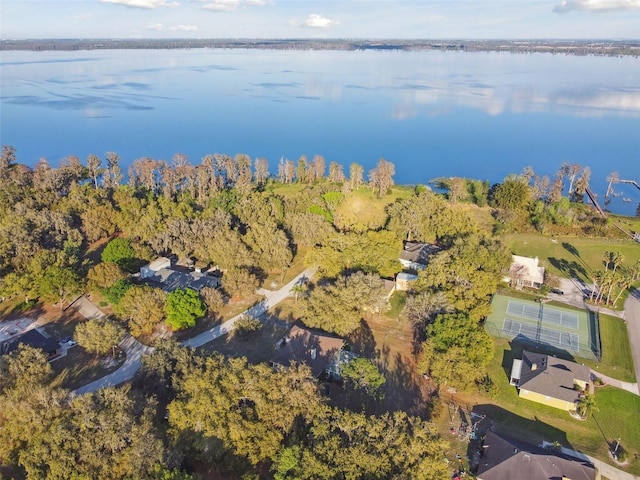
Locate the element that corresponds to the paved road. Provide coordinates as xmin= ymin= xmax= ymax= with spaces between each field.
xmin=72 ymin=267 xmax=316 ymax=395
xmin=624 ymin=288 xmax=640 ymax=388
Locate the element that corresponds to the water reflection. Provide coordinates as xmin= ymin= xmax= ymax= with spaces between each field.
xmin=1 ymin=49 xmax=638 ymax=215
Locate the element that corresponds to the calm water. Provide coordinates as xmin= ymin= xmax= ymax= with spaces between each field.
xmin=1 ymin=48 xmax=639 ymax=215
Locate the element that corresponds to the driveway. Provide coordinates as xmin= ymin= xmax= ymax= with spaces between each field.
xmin=624 ymin=288 xmax=640 ymax=388
xmin=72 ymin=267 xmax=316 ymax=395
xmin=73 ymin=335 xmax=155 ymax=395
xmin=70 ymin=295 xmax=107 ymax=319
xmin=183 ymin=267 xmax=315 ymax=349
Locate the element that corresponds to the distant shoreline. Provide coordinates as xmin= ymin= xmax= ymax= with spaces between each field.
xmin=2 ymin=38 xmax=639 ymax=57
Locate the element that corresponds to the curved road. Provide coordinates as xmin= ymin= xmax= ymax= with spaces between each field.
xmin=72 ymin=267 xmax=315 ymax=396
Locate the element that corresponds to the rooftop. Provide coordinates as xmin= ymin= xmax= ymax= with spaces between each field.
xmin=1 ymin=329 xmax=59 ymax=356
xmin=271 ymin=325 xmax=345 ymax=378
xmin=399 ymin=241 xmax=441 ymax=266
xmin=519 ymin=351 xmax=591 ymax=403
xmin=477 ymin=430 xmax=595 ymax=480
xmin=143 ymin=268 xmax=220 ymax=292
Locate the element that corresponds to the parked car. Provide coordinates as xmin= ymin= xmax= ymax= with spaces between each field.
xmin=67 ymin=339 xmax=77 ymax=346
xmin=61 ymin=335 xmax=72 ymax=343
xmin=550 ymin=288 xmax=564 ymax=295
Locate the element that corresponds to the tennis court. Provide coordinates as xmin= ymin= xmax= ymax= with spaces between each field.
xmin=485 ymin=294 xmax=599 ymax=360
xmin=502 ymin=318 xmax=580 ymax=351
xmin=506 ymin=300 xmax=579 ymax=329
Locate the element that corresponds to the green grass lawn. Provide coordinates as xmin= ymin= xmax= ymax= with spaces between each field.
xmin=483 ymin=339 xmax=640 ymax=474
xmin=503 ymin=233 xmax=640 ymax=284
xmin=582 ymin=314 xmax=636 ymax=382
xmin=386 ymin=291 xmax=407 ymax=319
xmin=335 ymin=186 xmax=413 ymax=231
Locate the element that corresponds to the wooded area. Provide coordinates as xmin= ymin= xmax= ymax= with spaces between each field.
xmin=1 ymin=144 xmax=638 ymax=479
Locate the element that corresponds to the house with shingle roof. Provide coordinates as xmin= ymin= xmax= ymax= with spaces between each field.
xmin=398 ymin=241 xmax=441 ymax=271
xmin=271 ymin=325 xmax=356 ymax=380
xmin=0 ymin=329 xmax=59 ymax=358
xmin=510 ymin=351 xmax=591 ymax=411
xmin=476 ymin=430 xmax=595 ymax=480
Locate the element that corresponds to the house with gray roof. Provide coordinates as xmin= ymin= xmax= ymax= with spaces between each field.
xmin=1 ymin=329 xmax=59 ymax=358
xmin=476 ymin=430 xmax=595 ymax=480
xmin=140 ymin=257 xmax=220 ymax=292
xmin=271 ymin=325 xmax=356 ymax=380
xmin=398 ymin=241 xmax=441 ymax=271
xmin=511 ymin=351 xmax=591 ymax=411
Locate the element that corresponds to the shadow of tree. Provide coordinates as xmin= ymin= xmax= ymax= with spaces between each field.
xmin=548 ymin=257 xmax=588 ymax=281
xmin=562 ymin=241 xmax=591 ymax=271
xmin=348 ymin=319 xmax=377 ymax=359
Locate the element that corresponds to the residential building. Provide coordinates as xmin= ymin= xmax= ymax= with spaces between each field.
xmin=140 ymin=257 xmax=220 ymax=292
xmin=0 ymin=329 xmax=59 ymax=358
xmin=476 ymin=430 xmax=595 ymax=480
xmin=271 ymin=325 xmax=356 ymax=380
xmin=505 ymin=255 xmax=545 ymax=289
xmin=510 ymin=350 xmax=591 ymax=411
xmin=398 ymin=241 xmax=441 ymax=271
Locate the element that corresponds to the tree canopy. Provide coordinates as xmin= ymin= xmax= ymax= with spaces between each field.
xmin=165 ymin=288 xmax=207 ymax=330
xmin=420 ymin=313 xmax=494 ymax=392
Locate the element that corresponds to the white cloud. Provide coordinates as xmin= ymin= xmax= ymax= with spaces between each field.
xmin=244 ymin=0 xmax=271 ymax=5
xmin=146 ymin=23 xmax=198 ymax=31
xmin=169 ymin=24 xmax=198 ymax=31
xmin=72 ymin=13 xmax=92 ymax=21
xmin=553 ymin=0 xmax=640 ymax=13
xmin=101 ymin=0 xmax=179 ymax=9
xmin=304 ymin=13 xmax=339 ymax=29
xmin=202 ymin=0 xmax=240 ymax=12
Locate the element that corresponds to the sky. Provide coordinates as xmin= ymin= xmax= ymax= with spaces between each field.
xmin=1 ymin=0 xmax=639 ymax=40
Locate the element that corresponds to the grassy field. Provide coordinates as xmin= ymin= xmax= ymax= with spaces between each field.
xmin=581 ymin=313 xmax=636 ymax=382
xmin=503 ymin=233 xmax=640 ymax=283
xmin=477 ymin=339 xmax=640 ymax=474
xmin=334 ymin=186 xmax=414 ymax=231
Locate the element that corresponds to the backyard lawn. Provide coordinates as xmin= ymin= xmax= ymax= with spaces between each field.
xmin=503 ymin=233 xmax=640 ymax=284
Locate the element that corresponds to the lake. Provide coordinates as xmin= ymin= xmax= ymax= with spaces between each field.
xmin=1 ymin=48 xmax=639 ymax=215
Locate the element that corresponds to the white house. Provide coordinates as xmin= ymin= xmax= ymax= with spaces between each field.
xmin=140 ymin=257 xmax=172 ymax=279
xmin=505 ymin=255 xmax=545 ymax=289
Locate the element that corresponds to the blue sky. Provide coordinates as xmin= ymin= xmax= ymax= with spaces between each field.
xmin=1 ymin=0 xmax=639 ymax=39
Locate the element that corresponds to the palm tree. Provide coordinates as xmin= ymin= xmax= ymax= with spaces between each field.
xmin=589 ymin=270 xmax=603 ymax=303
xmin=596 ymin=270 xmax=614 ymax=304
xmin=576 ymin=393 xmax=597 ymax=419
xmin=631 ymin=260 xmax=640 ymax=282
xmin=611 ymin=251 xmax=624 ymax=273
xmin=291 ymin=283 xmax=306 ymax=303
xmin=612 ymin=271 xmax=634 ymax=307
xmin=605 ymin=171 xmax=619 ymax=198
xmin=603 ymin=251 xmax=613 ymax=271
